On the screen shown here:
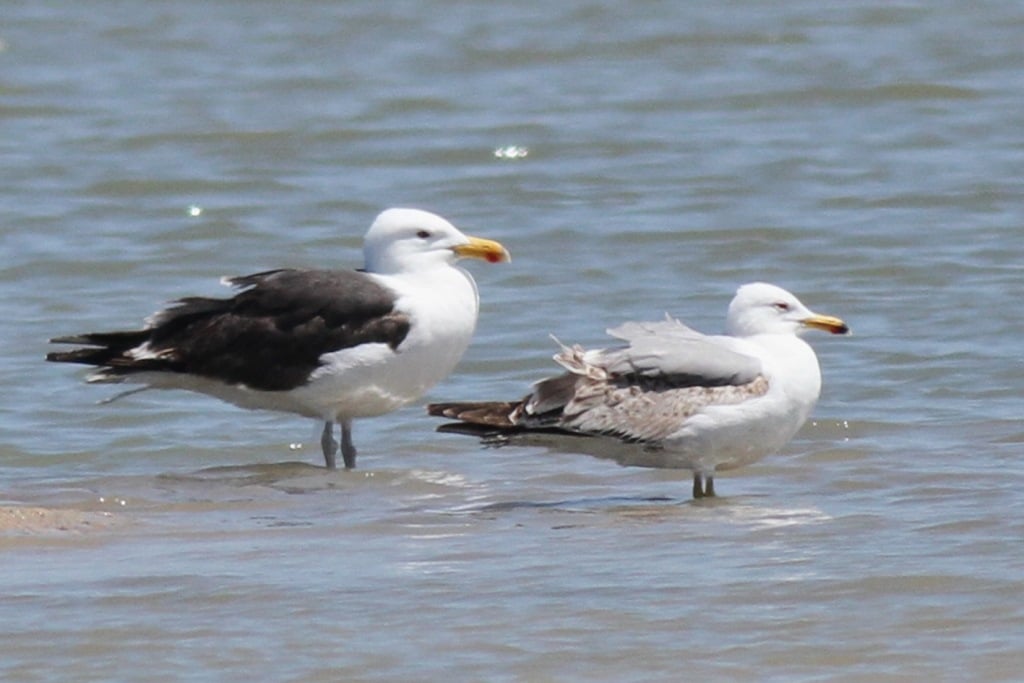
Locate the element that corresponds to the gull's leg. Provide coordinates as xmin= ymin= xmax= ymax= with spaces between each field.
xmin=320 ymin=421 xmax=338 ymax=469
xmin=340 ymin=418 xmax=357 ymax=470
xmin=692 ymin=472 xmax=716 ymax=499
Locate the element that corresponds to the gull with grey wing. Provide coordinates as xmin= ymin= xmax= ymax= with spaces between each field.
xmin=429 ymin=282 xmax=848 ymax=498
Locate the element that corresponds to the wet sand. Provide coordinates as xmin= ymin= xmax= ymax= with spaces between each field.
xmin=0 ymin=506 xmax=122 ymax=535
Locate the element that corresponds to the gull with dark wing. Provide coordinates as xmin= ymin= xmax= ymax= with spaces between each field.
xmin=48 ymin=208 xmax=510 ymax=469
xmin=429 ymin=283 xmax=848 ymax=498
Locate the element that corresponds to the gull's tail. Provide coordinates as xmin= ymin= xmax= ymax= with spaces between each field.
xmin=427 ymin=401 xmax=521 ymax=430
xmin=428 ymin=373 xmax=580 ymax=437
xmin=46 ymin=330 xmax=160 ymax=382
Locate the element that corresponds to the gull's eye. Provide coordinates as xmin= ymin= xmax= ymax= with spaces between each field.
xmin=416 ymin=230 xmax=431 ymax=239
xmin=773 ymin=302 xmax=791 ymax=312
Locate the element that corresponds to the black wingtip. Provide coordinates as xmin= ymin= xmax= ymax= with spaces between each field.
xmin=435 ymin=422 xmax=504 ymax=436
xmin=49 ymin=334 xmax=92 ymax=345
xmin=45 ymin=348 xmax=103 ymax=364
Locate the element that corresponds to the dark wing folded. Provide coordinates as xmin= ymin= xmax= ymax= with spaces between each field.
xmin=47 ymin=269 xmax=410 ymax=391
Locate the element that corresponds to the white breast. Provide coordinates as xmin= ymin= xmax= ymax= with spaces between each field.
xmin=291 ymin=266 xmax=480 ymax=420
xmin=663 ymin=334 xmax=823 ymax=473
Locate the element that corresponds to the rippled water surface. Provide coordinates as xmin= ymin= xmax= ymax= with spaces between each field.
xmin=3 ymin=2 xmax=1023 ymax=681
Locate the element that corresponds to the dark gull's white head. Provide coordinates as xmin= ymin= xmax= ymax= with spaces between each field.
xmin=363 ymin=208 xmax=510 ymax=275
xmin=725 ymin=282 xmax=849 ymax=338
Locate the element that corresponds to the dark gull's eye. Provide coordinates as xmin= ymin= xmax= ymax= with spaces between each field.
xmin=773 ymin=302 xmax=791 ymax=312
xmin=416 ymin=230 xmax=431 ymax=239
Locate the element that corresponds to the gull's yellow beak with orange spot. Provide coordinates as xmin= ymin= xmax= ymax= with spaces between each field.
xmin=453 ymin=236 xmax=511 ymax=264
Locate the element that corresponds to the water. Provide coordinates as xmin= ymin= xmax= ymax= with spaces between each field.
xmin=3 ymin=2 xmax=1023 ymax=680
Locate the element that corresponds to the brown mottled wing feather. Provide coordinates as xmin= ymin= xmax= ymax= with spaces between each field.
xmin=427 ymin=401 xmax=520 ymax=427
xmin=558 ymin=375 xmax=770 ymax=442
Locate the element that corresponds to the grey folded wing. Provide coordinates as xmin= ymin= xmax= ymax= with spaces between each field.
xmin=596 ymin=316 xmax=762 ymax=386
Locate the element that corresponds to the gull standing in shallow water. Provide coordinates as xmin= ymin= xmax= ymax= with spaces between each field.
xmin=47 ymin=208 xmax=510 ymax=469
xmin=429 ymin=283 xmax=848 ymax=498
